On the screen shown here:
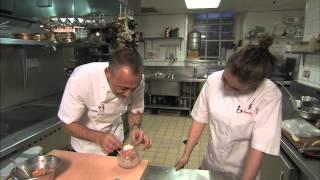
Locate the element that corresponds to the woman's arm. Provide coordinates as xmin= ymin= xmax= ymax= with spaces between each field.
xmin=175 ymin=120 xmax=206 ymax=170
xmin=241 ymin=148 xmax=264 ymax=180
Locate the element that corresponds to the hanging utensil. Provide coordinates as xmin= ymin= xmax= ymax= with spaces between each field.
xmin=276 ymin=81 xmax=320 ymax=121
xmin=170 ymin=46 xmax=175 ymax=62
xmin=174 ymin=46 xmax=177 ymax=61
xmin=165 ymin=47 xmax=169 ymax=60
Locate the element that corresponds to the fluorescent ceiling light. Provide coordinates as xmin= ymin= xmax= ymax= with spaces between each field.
xmin=185 ymin=0 xmax=221 ymax=9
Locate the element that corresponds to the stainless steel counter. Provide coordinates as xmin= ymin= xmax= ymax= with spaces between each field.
xmin=0 ymin=116 xmax=61 ymax=158
xmin=281 ymin=136 xmax=320 ymax=180
xmin=280 ymin=82 xmax=320 ymax=180
xmin=142 ymin=166 xmax=212 ymax=180
xmin=145 ymin=75 xmax=207 ymax=83
xmin=146 ymin=78 xmax=207 ymax=83
xmin=0 ymin=93 xmax=63 ymax=158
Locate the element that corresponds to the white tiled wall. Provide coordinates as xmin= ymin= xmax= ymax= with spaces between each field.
xmin=298 ymin=0 xmax=320 ymax=88
xmin=134 ymin=14 xmax=188 ymax=66
xmin=243 ymin=10 xmax=305 ymax=38
xmin=242 ymin=10 xmax=305 ymax=58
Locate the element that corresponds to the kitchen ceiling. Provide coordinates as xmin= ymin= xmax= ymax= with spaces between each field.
xmin=140 ymin=0 xmax=306 ymax=14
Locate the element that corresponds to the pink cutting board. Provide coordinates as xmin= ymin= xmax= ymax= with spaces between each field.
xmin=49 ymin=150 xmax=148 ymax=180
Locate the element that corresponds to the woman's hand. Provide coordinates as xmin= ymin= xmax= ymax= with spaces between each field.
xmin=130 ymin=128 xmax=152 ymax=150
xmin=175 ymin=154 xmax=190 ymax=170
xmin=98 ymin=133 xmax=123 ymax=154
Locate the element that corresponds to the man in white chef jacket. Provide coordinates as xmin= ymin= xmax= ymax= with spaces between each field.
xmin=58 ymin=48 xmax=151 ymax=155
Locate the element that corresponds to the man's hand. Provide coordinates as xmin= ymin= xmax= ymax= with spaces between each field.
xmin=130 ymin=128 xmax=152 ymax=150
xmin=97 ymin=133 xmax=123 ymax=154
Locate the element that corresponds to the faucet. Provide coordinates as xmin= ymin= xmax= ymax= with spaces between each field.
xmin=166 ymin=72 xmax=175 ymax=79
xmin=275 ymin=81 xmax=297 ymax=109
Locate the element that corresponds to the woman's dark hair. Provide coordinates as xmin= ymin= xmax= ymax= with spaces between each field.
xmin=109 ymin=48 xmax=143 ymax=75
xmin=225 ymin=35 xmax=276 ymax=88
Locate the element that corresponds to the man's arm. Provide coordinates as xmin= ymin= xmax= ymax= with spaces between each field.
xmin=127 ymin=112 xmax=152 ymax=149
xmin=127 ymin=111 xmax=142 ymax=129
xmin=241 ymin=148 xmax=264 ymax=180
xmin=62 ymin=122 xmax=123 ymax=153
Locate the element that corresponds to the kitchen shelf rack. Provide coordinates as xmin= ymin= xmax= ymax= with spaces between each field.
xmin=278 ymin=36 xmax=303 ymax=39
xmin=143 ymin=37 xmax=183 ymax=50
xmin=285 ymin=51 xmax=320 ymax=66
xmin=143 ymin=37 xmax=183 ymax=40
xmin=59 ymin=41 xmax=111 ymax=47
xmin=0 ymin=38 xmax=111 ymax=48
xmin=145 ymin=105 xmax=190 ymax=111
xmin=285 ymin=51 xmax=320 ymax=55
xmin=0 ymin=38 xmax=54 ymax=46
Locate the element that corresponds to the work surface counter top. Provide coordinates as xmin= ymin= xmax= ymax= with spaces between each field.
xmin=281 ymin=136 xmax=320 ymax=180
xmin=280 ymin=82 xmax=320 ymax=180
xmin=145 ymin=75 xmax=207 ymax=83
xmin=48 ymin=149 xmax=213 ymax=180
xmin=143 ymin=166 xmax=212 ymax=180
xmin=0 ymin=93 xmax=63 ymax=158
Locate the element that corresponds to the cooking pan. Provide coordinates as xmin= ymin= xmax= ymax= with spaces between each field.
xmin=276 ymin=81 xmax=320 ymax=121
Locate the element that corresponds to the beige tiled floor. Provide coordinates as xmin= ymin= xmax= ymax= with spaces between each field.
xmin=125 ymin=114 xmax=210 ymax=169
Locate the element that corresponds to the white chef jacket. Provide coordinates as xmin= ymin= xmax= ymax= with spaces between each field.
xmin=191 ymin=70 xmax=282 ymax=179
xmin=58 ymin=62 xmax=144 ymax=155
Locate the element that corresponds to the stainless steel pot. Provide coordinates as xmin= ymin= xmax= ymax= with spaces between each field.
xmin=188 ymin=31 xmax=201 ymax=50
xmin=276 ymin=81 xmax=320 ymax=121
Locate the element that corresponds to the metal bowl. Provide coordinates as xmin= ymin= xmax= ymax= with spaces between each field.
xmin=300 ymin=96 xmax=319 ymax=107
xmin=298 ymin=103 xmax=320 ymax=120
xmin=10 ymin=155 xmax=62 ymax=180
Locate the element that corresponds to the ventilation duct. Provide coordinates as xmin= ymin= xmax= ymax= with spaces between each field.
xmin=0 ymin=0 xmax=141 ymax=18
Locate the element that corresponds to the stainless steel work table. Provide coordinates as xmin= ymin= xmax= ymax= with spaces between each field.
xmin=142 ymin=166 xmax=213 ymax=180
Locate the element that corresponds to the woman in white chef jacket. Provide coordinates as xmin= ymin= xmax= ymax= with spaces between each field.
xmin=176 ymin=36 xmax=282 ymax=180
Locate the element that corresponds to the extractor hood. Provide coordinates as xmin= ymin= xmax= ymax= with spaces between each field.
xmin=0 ymin=0 xmax=141 ymax=17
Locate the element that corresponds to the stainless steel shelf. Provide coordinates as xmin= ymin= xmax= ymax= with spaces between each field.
xmin=285 ymin=51 xmax=320 ymax=55
xmin=185 ymin=59 xmax=221 ymax=63
xmin=0 ymin=38 xmax=112 ymax=47
xmin=143 ymin=37 xmax=183 ymax=40
xmin=285 ymin=51 xmax=320 ymax=66
xmin=0 ymin=38 xmax=54 ymax=46
xmin=52 ymin=41 xmax=111 ymax=48
xmin=145 ymin=105 xmax=190 ymax=110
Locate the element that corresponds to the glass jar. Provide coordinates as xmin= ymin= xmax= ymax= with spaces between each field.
xmin=117 ymin=148 xmax=141 ymax=169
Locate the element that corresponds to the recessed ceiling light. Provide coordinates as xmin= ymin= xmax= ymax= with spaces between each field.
xmin=185 ymin=0 xmax=221 ymax=9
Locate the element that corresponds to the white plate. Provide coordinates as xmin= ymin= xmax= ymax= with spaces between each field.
xmin=273 ymin=24 xmax=286 ymax=36
xmin=285 ymin=25 xmax=297 ymax=36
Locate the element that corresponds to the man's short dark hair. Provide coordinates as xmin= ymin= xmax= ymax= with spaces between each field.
xmin=109 ymin=48 xmax=143 ymax=75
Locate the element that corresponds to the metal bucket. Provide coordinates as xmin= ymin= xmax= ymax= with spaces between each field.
xmin=188 ymin=31 xmax=201 ymax=50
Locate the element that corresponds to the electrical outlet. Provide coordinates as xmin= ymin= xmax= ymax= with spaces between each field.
xmin=303 ymin=70 xmax=310 ymax=78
